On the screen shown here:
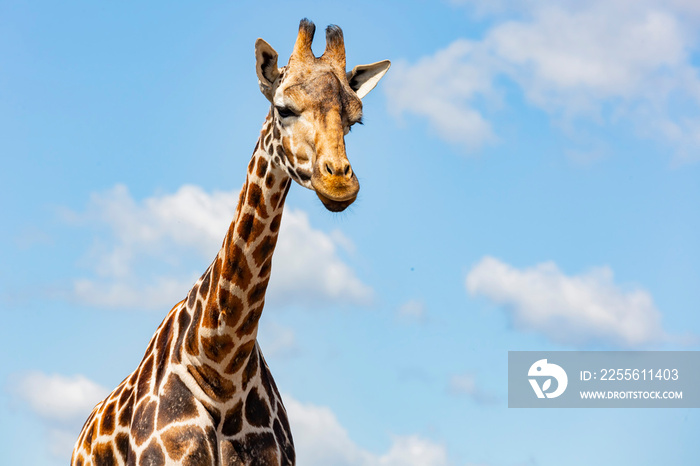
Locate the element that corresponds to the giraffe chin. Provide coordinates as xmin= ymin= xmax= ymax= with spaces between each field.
xmin=316 ymin=192 xmax=357 ymax=212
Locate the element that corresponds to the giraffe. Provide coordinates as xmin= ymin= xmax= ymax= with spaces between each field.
xmin=71 ymin=19 xmax=390 ymax=466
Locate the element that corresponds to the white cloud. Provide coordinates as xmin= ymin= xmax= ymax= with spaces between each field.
xmin=448 ymin=373 xmax=499 ymax=405
xmin=285 ymin=395 xmax=449 ymax=466
xmin=390 ymin=0 xmax=700 ymax=161
xmin=10 ymin=372 xmax=110 ymax=461
xmin=65 ymin=184 xmax=372 ymax=310
xmin=269 ymin=209 xmax=373 ymax=306
xmin=486 ymin=4 xmax=694 ymax=112
xmin=465 ymin=256 xmax=678 ymax=347
xmin=67 ymin=184 xmax=233 ymax=276
xmin=285 ymin=395 xmax=370 ymax=465
xmin=12 ymin=372 xmax=108 ymax=423
xmin=396 ymin=299 xmax=427 ymax=323
xmin=449 ymin=373 xmax=477 ymax=395
xmin=258 ymin=321 xmax=299 ymax=358
xmin=375 ymin=435 xmax=450 ymax=466
xmin=73 ymin=274 xmax=198 ymax=310
xmin=386 ymin=40 xmax=497 ymax=149
xmin=48 ymin=428 xmax=82 ymax=460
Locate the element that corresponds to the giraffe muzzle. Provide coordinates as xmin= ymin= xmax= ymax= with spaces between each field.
xmin=315 ymin=190 xmax=358 ymax=212
xmin=311 ymin=159 xmax=360 ymax=212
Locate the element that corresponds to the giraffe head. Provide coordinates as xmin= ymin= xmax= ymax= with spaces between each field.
xmin=254 ymin=19 xmax=390 ymax=212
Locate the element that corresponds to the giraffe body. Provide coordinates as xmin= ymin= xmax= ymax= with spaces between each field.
xmin=71 ymin=19 xmax=389 ymax=466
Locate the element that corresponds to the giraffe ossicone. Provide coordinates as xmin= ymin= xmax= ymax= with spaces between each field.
xmin=71 ymin=19 xmax=389 ymax=466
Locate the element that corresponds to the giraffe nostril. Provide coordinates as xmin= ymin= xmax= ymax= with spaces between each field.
xmin=325 ymin=163 xmax=333 ymax=175
xmin=344 ymin=165 xmax=351 ymax=176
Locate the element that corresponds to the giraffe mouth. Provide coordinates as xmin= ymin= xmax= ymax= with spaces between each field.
xmin=311 ymin=170 xmax=359 ymax=212
xmin=315 ymin=191 xmax=357 ymax=212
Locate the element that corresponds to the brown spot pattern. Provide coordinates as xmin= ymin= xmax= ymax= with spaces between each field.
xmin=202 ymin=333 xmax=235 ymax=363
xmin=157 ymin=374 xmax=199 ymax=429
xmin=218 ymin=288 xmax=244 ymax=328
xmin=205 ymin=426 xmax=220 ymax=465
xmin=172 ymin=309 xmax=191 ymax=364
xmin=270 ymin=214 xmax=282 ymax=233
xmin=256 ymin=157 xmax=268 ymax=178
xmin=154 ymin=315 xmax=174 ymax=388
xmin=202 ymin=300 xmax=220 ymax=330
xmin=242 ymin=347 xmax=259 ymax=391
xmin=236 ymin=432 xmax=279 ymax=466
xmin=225 ymin=340 xmax=256 ymax=374
xmin=297 ymin=169 xmax=311 ymax=182
xmin=204 ymin=257 xmax=222 ymax=313
xmin=82 ymin=417 xmax=97 ymax=454
xmin=258 ymin=258 xmax=272 ymax=279
xmin=221 ymin=439 xmax=241 ymax=465
xmin=222 ymin=244 xmax=253 ymax=291
xmin=118 ymin=389 xmax=134 ymax=427
xmin=93 ymin=442 xmax=115 ymax=465
xmin=127 ymin=371 xmax=138 ymax=388
xmin=100 ymin=401 xmax=116 ymax=436
xmin=115 ymin=433 xmax=130 ymax=462
xmin=247 ymin=183 xmax=269 ymax=219
xmin=245 ymin=387 xmax=271 ymax=427
xmin=253 ymin=235 xmax=277 ymax=267
xmin=139 ymin=438 xmax=165 ymax=466
xmin=270 ymin=192 xmax=281 ymax=211
xmin=136 ymin=354 xmax=153 ymax=401
xmin=237 ymin=213 xmax=255 ymax=243
xmin=221 ymin=400 xmax=244 ymax=436
xmin=187 ymin=284 xmax=199 ymax=308
xmin=259 ymin=359 xmax=275 ymax=402
xmin=131 ymin=399 xmax=156 ymax=447
xmin=247 ymin=279 xmax=269 ymax=306
xmin=277 ymin=401 xmax=291 ymax=434
xmin=161 ymin=427 xmax=189 ymax=461
xmin=116 ymin=384 xmax=129 ymax=409
xmin=185 ymin=302 xmax=202 ymax=356
xmin=273 ymin=418 xmax=295 ymax=465
xmin=277 ymin=180 xmax=291 ymax=208
xmin=187 ymin=362 xmax=236 ymax=401
xmin=199 ymin=268 xmax=212 ymax=301
xmin=237 ymin=304 xmax=264 ymax=338
xmin=161 ymin=425 xmax=212 ymax=464
xmin=237 ymin=181 xmax=247 ymax=215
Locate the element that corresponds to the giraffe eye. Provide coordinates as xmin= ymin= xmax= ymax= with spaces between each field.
xmin=275 ymin=106 xmax=297 ymax=119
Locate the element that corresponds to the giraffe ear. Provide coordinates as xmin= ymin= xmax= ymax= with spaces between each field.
xmin=255 ymin=38 xmax=281 ymax=101
xmin=346 ymin=60 xmax=391 ymax=99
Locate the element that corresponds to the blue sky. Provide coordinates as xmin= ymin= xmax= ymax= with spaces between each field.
xmin=1 ymin=1 xmax=699 ymax=465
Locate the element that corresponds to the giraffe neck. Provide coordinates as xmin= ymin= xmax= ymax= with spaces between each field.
xmin=70 ymin=112 xmax=298 ymax=466
xmin=179 ymin=112 xmax=291 ymax=401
